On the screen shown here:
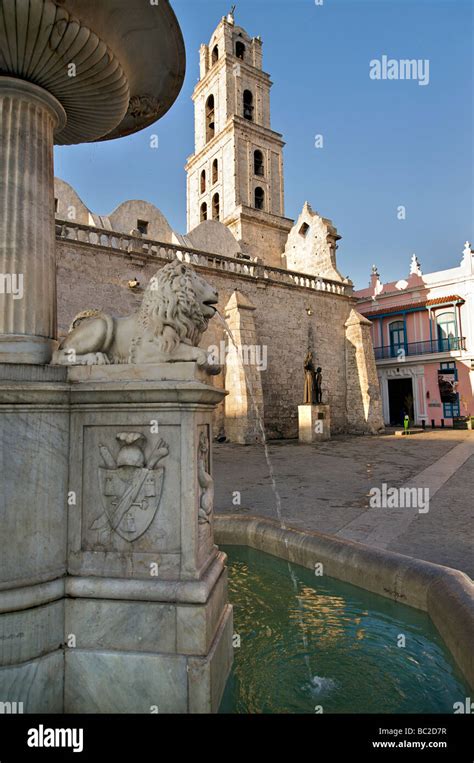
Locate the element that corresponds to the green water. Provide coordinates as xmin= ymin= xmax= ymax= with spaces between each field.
xmin=219 ymin=546 xmax=469 ymax=714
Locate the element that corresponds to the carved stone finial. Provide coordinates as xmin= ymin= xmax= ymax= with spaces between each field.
xmin=409 ymin=253 xmax=422 ymax=276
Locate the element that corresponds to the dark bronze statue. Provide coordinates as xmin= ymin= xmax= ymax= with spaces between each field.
xmin=315 ymin=366 xmax=322 ymax=404
xmin=303 ymin=351 xmax=322 ymax=404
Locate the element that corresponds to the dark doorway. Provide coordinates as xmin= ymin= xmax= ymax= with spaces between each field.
xmin=388 ymin=378 xmax=414 ymax=425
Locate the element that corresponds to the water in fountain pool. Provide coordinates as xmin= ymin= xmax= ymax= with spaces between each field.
xmin=219 ymin=545 xmax=469 ymax=714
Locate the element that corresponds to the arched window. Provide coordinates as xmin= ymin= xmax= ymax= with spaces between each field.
xmin=212 ymin=158 xmax=218 ymax=184
xmin=436 ymin=312 xmax=457 ymax=351
xmin=389 ymin=320 xmax=405 ymax=357
xmin=200 ymin=170 xmax=206 ymax=194
xmin=243 ymin=89 xmax=253 ymax=121
xmin=212 ymin=193 xmax=220 ymax=221
xmin=254 ymin=187 xmax=265 ymax=210
xmin=200 ymin=202 xmax=207 ymax=222
xmin=236 ymin=41 xmax=245 ymax=60
xmin=254 ymin=150 xmax=264 ymax=176
xmin=212 ymin=45 xmax=219 ymax=65
xmin=205 ymin=95 xmax=215 ymax=143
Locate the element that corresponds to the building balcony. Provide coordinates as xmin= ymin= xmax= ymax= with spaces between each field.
xmin=374 ymin=337 xmax=466 ymax=360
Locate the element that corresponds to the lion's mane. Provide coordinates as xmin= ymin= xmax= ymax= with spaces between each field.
xmin=129 ymin=259 xmax=209 ymax=362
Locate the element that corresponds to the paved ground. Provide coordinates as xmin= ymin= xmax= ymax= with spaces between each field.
xmin=214 ymin=429 xmax=474 ymax=578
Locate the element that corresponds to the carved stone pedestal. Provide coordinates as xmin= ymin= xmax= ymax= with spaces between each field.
xmin=0 ymin=363 xmax=233 ymax=713
xmin=65 ymin=363 xmax=233 ymax=714
xmin=298 ymin=404 xmax=331 ymax=443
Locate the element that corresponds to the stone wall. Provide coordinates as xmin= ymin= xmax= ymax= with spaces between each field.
xmin=55 ymin=236 xmax=360 ymax=439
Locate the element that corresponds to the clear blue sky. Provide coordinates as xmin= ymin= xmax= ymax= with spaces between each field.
xmin=54 ymin=0 xmax=473 ymax=289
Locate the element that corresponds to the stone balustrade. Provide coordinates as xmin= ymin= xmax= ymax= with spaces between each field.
xmin=56 ymin=220 xmax=352 ymax=297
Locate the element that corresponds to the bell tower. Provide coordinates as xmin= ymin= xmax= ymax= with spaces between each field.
xmin=185 ymin=10 xmax=293 ymax=267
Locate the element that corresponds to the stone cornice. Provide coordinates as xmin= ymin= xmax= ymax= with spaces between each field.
xmin=224 ymin=205 xmax=293 ymax=232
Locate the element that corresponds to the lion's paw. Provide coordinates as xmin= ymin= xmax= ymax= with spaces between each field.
xmin=94 ymin=352 xmax=110 ymax=365
xmin=195 ymin=348 xmax=209 ymax=367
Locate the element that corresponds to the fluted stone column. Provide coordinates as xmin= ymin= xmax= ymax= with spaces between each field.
xmin=0 ymin=78 xmax=66 ymax=363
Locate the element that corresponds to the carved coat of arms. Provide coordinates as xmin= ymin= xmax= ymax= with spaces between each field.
xmin=91 ymin=432 xmax=169 ymax=543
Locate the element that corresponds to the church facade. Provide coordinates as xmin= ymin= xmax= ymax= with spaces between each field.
xmin=54 ymin=11 xmax=383 ymax=442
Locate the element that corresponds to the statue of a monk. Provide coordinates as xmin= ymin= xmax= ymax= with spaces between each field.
xmin=303 ymin=351 xmax=317 ymax=404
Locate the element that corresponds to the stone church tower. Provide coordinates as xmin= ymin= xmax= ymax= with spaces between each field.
xmin=185 ymin=10 xmax=293 ymax=268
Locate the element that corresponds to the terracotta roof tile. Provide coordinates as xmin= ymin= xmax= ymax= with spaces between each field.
xmin=361 ymin=295 xmax=464 ymax=319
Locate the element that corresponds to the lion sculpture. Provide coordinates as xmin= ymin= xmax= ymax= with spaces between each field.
xmin=51 ymin=260 xmax=219 ymax=367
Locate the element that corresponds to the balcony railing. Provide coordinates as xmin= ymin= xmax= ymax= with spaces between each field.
xmin=374 ymin=337 xmax=466 ymax=359
xmin=55 ymin=220 xmax=352 ymax=297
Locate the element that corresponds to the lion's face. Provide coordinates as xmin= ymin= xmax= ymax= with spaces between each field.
xmin=188 ymin=268 xmax=219 ymax=319
xmin=138 ymin=260 xmax=219 ymax=349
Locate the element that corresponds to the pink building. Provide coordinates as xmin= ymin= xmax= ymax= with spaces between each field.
xmin=355 ymin=243 xmax=474 ymax=428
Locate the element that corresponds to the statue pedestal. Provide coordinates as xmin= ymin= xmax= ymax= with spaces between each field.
xmin=298 ymin=404 xmax=331 ymax=443
xmin=65 ymin=363 xmax=233 ymax=714
xmin=0 ymin=363 xmax=233 ymax=713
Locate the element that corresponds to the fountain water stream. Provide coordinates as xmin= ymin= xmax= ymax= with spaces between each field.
xmin=215 ymin=312 xmax=332 ymax=693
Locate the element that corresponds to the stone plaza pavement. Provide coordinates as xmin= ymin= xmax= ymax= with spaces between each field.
xmin=214 ymin=429 xmax=474 ymax=579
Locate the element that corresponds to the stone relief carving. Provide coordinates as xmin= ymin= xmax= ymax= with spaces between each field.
xmin=127 ymin=94 xmax=161 ymax=119
xmin=51 ymin=259 xmax=219 ymax=367
xmin=197 ymin=431 xmax=213 ymax=525
xmin=91 ymin=432 xmax=169 ymax=543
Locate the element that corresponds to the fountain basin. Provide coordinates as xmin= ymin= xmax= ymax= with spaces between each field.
xmin=215 ymin=516 xmax=474 ymax=707
xmin=220 ymin=545 xmax=469 ymax=713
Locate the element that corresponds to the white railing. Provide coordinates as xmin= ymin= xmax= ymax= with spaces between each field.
xmin=55 ymin=220 xmax=352 ymax=297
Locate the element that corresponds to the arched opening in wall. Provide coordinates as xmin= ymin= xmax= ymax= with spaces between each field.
xmin=254 ymin=149 xmax=264 ymax=176
xmin=212 ymin=45 xmax=219 ymax=65
xmin=243 ymin=89 xmax=253 ymax=121
xmin=200 ymin=202 xmax=208 ymax=222
xmin=200 ymin=170 xmax=206 ymax=194
xmin=137 ymin=219 xmax=149 ymax=236
xmin=236 ymin=41 xmax=245 ymax=60
xmin=205 ymin=95 xmax=215 ymax=143
xmin=255 ymin=187 xmax=265 ymax=211
xmin=212 ymin=158 xmax=218 ymax=184
xmin=212 ymin=193 xmax=220 ymax=221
